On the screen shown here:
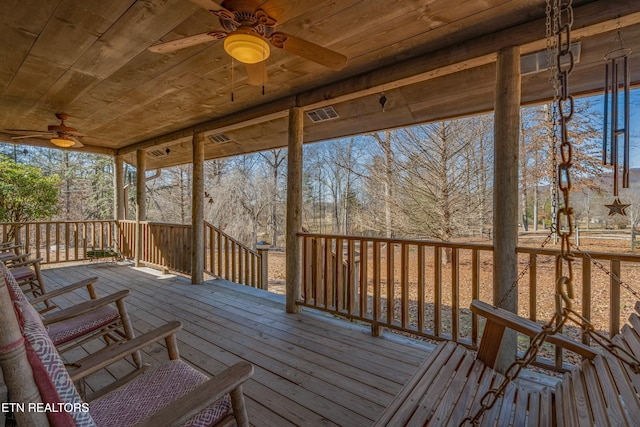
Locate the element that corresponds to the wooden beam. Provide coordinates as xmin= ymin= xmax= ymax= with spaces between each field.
xmin=191 ymin=133 xmax=205 ymax=285
xmin=117 ymin=104 xmax=293 ymax=156
xmin=114 ymin=0 xmax=640 ymax=159
xmin=286 ymin=107 xmax=303 ymax=314
xmin=135 ymin=149 xmax=147 ymax=268
xmin=493 ymin=46 xmax=521 ymax=373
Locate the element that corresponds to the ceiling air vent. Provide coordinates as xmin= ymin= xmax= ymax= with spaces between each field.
xmin=148 ymin=149 xmax=168 ymax=157
xmin=521 ymin=42 xmax=581 ymax=76
xmin=209 ymin=133 xmax=231 ymax=144
xmin=306 ymin=106 xmax=339 ymax=123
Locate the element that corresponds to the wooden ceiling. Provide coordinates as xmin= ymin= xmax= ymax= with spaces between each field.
xmin=1 ymin=0 xmax=639 ymax=169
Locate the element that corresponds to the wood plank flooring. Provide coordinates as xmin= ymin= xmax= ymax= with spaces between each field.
xmin=40 ymin=262 xmax=435 ymax=427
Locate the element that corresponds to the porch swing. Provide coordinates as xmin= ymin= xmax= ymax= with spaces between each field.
xmin=375 ymin=1 xmax=640 ymax=425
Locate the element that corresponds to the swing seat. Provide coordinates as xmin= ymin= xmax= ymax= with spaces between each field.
xmin=374 ymin=300 xmax=640 ymax=426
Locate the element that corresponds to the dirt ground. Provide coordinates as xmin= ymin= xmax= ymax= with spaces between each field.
xmin=265 ymin=233 xmax=640 ymax=367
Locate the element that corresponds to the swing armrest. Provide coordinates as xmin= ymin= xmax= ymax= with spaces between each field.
xmin=471 ymin=300 xmax=597 ymax=367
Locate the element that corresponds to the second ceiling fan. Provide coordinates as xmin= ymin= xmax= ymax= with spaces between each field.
xmin=149 ymin=0 xmax=348 ymax=85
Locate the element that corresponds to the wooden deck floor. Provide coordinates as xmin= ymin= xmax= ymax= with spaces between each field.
xmin=41 ymin=262 xmax=436 ymax=427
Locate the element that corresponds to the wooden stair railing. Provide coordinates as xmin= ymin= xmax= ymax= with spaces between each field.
xmin=374 ymin=300 xmax=640 ymax=426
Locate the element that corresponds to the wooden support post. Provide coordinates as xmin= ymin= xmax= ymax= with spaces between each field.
xmin=135 ymin=149 xmax=147 ymax=268
xmin=114 ymin=155 xmax=125 ymax=253
xmin=114 ymin=155 xmax=125 ymax=221
xmin=192 ymin=133 xmax=205 ymax=284
xmin=493 ymin=45 xmax=521 ymax=373
xmin=286 ymin=107 xmax=303 ymax=313
xmin=257 ymin=247 xmax=270 ymax=291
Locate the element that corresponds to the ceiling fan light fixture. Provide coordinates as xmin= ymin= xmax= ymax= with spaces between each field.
xmin=224 ymin=28 xmax=270 ymax=64
xmin=50 ymin=135 xmax=75 ymax=148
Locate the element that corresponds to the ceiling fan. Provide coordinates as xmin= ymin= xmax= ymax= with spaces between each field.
xmin=148 ymin=0 xmax=348 ymax=85
xmin=5 ymin=113 xmax=84 ymax=148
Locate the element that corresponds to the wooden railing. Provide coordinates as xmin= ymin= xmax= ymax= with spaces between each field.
xmin=118 ymin=220 xmax=263 ymax=287
xmin=299 ymin=233 xmax=640 ymax=371
xmin=204 ymin=222 xmax=264 ymax=289
xmin=1 ymin=220 xmax=117 ymax=263
xmin=119 ymin=220 xmax=192 ymax=274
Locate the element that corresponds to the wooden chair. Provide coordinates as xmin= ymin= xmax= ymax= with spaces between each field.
xmin=374 ymin=300 xmax=640 ymax=426
xmin=0 ymin=241 xmax=22 ymax=262
xmin=0 ymin=262 xmax=139 ymax=366
xmin=3 ymin=253 xmax=53 ymax=301
xmin=0 ymin=259 xmax=254 ymax=427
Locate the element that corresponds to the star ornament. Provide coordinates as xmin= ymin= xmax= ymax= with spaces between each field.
xmin=605 ymin=198 xmax=630 ymax=216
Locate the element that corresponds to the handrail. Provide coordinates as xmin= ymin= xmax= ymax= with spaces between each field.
xmin=298 ymin=232 xmax=640 ymax=372
xmin=204 ymin=222 xmax=263 ymax=289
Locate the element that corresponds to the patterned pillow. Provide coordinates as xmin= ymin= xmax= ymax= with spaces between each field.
xmin=17 ymin=299 xmax=97 ymax=427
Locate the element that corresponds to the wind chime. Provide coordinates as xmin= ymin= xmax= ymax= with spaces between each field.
xmin=603 ymin=30 xmax=632 ymax=216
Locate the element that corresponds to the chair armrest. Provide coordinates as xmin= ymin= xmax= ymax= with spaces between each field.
xmin=30 ymin=277 xmax=100 ymax=305
xmin=69 ymin=321 xmax=183 ymax=382
xmin=41 ymin=289 xmax=129 ymax=324
xmin=5 ymin=255 xmax=42 ymax=269
xmin=136 ymin=361 xmax=254 ymax=427
xmin=471 ymin=300 xmax=597 ymax=361
xmin=2 ymin=253 xmax=29 ymax=264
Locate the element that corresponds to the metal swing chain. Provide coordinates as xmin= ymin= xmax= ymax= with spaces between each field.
xmin=461 ymin=1 xmax=576 ymax=424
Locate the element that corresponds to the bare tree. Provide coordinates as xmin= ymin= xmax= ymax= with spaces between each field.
xmin=259 ymin=149 xmax=286 ymax=246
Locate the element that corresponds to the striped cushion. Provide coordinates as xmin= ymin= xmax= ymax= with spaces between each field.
xmin=46 ymin=305 xmax=120 ymax=345
xmin=17 ymin=298 xmax=97 ymax=427
xmin=90 ymin=360 xmax=231 ymax=427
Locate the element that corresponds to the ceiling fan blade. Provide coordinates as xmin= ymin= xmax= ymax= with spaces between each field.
xmin=6 ymin=129 xmax=50 ymax=134
xmin=271 ymin=32 xmax=347 ymax=71
xmin=10 ymin=133 xmax=55 ymax=140
xmin=245 ymin=62 xmax=268 ymax=86
xmin=71 ymin=138 xmax=84 ymax=148
xmin=148 ymin=32 xmax=224 ymax=53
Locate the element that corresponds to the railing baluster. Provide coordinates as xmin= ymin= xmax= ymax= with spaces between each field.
xmin=335 ymin=237 xmax=344 ymax=312
xmin=582 ymin=258 xmax=592 ymax=346
xmin=471 ymin=249 xmax=480 ymax=348
xmin=55 ymin=222 xmax=60 ymax=262
xmin=434 ymin=246 xmax=442 ymax=338
xmin=417 ymin=245 xmax=425 ymax=334
xmin=401 ymin=243 xmax=409 ymax=329
xmin=451 ymin=247 xmax=459 ymax=342
xmin=360 ymin=240 xmax=368 ymax=319
xmin=529 ymin=253 xmax=537 ymax=322
xmin=611 ymin=259 xmax=621 ymax=337
xmin=348 ymin=239 xmax=356 ymax=314
xmin=386 ymin=241 xmax=394 ymax=324
xmin=325 ymin=238 xmax=333 ymax=310
xmin=314 ymin=238 xmax=324 ymax=306
xmin=373 ymin=241 xmax=381 ymax=336
xmin=74 ymin=222 xmax=79 ymax=261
